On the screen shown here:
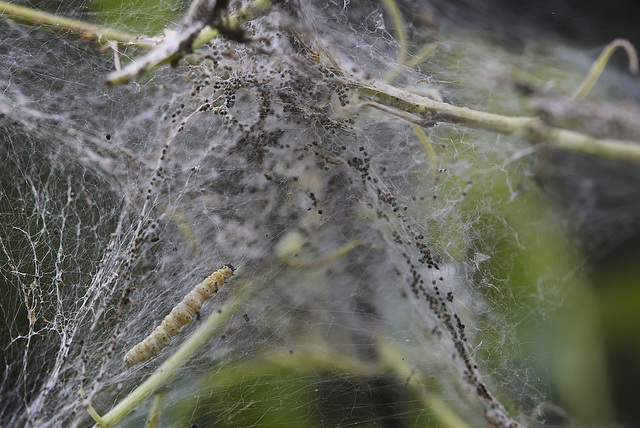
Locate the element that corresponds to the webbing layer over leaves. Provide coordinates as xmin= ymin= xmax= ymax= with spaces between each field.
xmin=1 ymin=1 xmax=639 ymax=427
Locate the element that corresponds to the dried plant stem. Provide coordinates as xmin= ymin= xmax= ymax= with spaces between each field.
xmin=351 ymin=79 xmax=640 ymax=164
xmin=0 ymin=1 xmax=136 ymax=44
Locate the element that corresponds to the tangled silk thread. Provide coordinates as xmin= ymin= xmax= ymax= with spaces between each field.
xmin=123 ymin=264 xmax=235 ymax=368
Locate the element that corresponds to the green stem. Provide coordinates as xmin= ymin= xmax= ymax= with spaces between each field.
xmin=570 ymin=38 xmax=638 ymax=101
xmin=380 ymin=0 xmax=408 ymax=83
xmin=284 ymin=240 xmax=364 ymax=269
xmin=0 ymin=1 xmax=136 ymax=44
xmin=376 ymin=338 xmax=473 ymax=428
xmin=410 ymin=123 xmax=438 ymax=164
xmin=143 ymin=388 xmax=167 ymax=428
xmin=92 ymin=274 xmax=265 ymax=427
xmin=405 ymin=42 xmax=438 ymax=70
xmin=352 ymin=79 xmax=640 ymax=164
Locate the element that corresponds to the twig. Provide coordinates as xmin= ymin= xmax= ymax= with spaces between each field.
xmin=351 ymin=79 xmax=640 ymax=164
xmin=0 ymin=1 xmax=136 ymax=44
xmin=106 ymin=0 xmax=273 ymax=85
xmin=350 ymin=100 xmax=428 ymax=126
xmin=6 ymin=1 xmax=638 ymax=165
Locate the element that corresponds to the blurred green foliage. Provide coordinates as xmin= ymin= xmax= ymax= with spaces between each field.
xmin=93 ymin=0 xmax=184 ymax=34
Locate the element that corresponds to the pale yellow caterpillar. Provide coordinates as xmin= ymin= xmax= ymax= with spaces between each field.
xmin=123 ymin=264 xmax=235 ymax=368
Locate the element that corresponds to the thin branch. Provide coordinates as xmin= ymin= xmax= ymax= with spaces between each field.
xmin=0 ymin=1 xmax=136 ymax=44
xmin=106 ymin=0 xmax=273 ymax=85
xmin=0 ymin=0 xmax=273 ymax=84
xmin=350 ymin=79 xmax=640 ymax=164
xmin=5 ymin=1 xmax=638 ymax=165
xmin=350 ymin=100 xmax=428 ymax=126
xmin=89 ymin=273 xmax=265 ymax=428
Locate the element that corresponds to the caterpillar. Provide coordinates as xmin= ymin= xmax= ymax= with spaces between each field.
xmin=123 ymin=264 xmax=235 ymax=368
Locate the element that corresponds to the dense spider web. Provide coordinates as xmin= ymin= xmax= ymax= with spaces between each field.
xmin=1 ymin=1 xmax=639 ymax=427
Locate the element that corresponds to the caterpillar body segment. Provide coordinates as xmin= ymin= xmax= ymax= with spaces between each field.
xmin=123 ymin=264 xmax=235 ymax=368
